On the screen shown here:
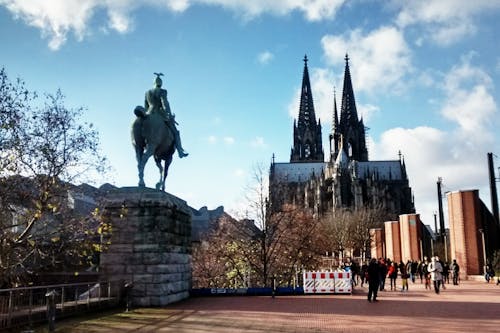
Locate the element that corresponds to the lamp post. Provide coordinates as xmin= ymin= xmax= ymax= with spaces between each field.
xmin=478 ymin=229 xmax=487 ymax=274
xmin=444 ymin=233 xmax=448 ymax=262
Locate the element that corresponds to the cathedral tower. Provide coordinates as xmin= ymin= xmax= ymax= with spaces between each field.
xmin=290 ymin=55 xmax=324 ymax=162
xmin=331 ymin=54 xmax=368 ymax=162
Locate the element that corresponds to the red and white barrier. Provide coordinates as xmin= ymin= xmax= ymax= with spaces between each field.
xmin=303 ymin=271 xmax=352 ymax=294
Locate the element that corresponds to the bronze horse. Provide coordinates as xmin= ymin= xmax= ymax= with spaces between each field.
xmin=131 ymin=106 xmax=175 ymax=191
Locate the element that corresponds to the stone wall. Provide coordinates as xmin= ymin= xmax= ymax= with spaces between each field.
xmin=99 ymin=187 xmax=191 ymax=307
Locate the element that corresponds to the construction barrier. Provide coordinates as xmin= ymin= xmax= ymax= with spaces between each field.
xmin=303 ymin=271 xmax=352 ymax=294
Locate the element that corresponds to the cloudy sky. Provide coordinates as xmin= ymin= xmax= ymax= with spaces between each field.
xmin=1 ymin=0 xmax=499 ymax=227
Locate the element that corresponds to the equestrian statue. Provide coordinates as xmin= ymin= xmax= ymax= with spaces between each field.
xmin=131 ymin=73 xmax=188 ymax=190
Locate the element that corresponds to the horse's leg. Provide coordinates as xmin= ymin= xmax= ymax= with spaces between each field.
xmin=136 ymin=146 xmax=146 ymax=187
xmin=161 ymin=155 xmax=173 ymax=191
xmin=139 ymin=144 xmax=155 ymax=187
xmin=154 ymin=156 xmax=164 ymax=190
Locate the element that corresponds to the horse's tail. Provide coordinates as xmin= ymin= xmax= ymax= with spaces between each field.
xmin=134 ymin=105 xmax=146 ymax=118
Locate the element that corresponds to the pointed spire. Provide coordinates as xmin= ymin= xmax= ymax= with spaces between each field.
xmin=335 ymin=134 xmax=349 ymax=169
xmin=332 ymin=87 xmax=339 ymax=133
xmin=336 ymin=54 xmax=368 ymax=162
xmin=291 ymin=54 xmax=324 ymax=162
xmin=339 ymin=52 xmax=359 ymax=130
xmin=297 ymin=54 xmax=317 ymax=131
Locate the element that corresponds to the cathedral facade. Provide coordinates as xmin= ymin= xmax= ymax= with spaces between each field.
xmin=269 ymin=55 xmax=415 ymax=217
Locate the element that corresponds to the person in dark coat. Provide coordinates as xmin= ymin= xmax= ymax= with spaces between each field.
xmin=450 ymin=259 xmax=460 ymax=285
xmin=367 ymin=258 xmax=381 ymax=302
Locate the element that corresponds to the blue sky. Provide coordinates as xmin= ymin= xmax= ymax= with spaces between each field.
xmin=1 ymin=0 xmax=500 ymax=227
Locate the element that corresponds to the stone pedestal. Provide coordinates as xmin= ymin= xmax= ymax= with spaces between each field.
xmin=100 ymin=187 xmax=191 ymax=306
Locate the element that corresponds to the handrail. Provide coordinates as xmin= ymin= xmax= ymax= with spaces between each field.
xmin=0 ymin=280 xmax=119 ymax=292
xmin=0 ymin=280 xmax=123 ymax=330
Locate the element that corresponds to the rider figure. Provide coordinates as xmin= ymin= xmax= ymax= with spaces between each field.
xmin=145 ymin=73 xmax=188 ymax=158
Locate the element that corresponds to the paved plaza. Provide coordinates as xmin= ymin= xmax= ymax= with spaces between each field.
xmin=41 ymin=279 xmax=500 ymax=332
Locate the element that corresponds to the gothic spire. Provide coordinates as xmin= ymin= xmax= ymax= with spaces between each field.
xmin=339 ymin=53 xmax=359 ymax=131
xmin=290 ymin=55 xmax=324 ymax=162
xmin=332 ymin=87 xmax=339 ymax=134
xmin=329 ymin=87 xmax=340 ymax=162
xmin=297 ymin=54 xmax=317 ymax=131
xmin=336 ymin=54 xmax=368 ymax=162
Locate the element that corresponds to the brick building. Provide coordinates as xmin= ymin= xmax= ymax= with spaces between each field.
xmin=447 ymin=190 xmax=500 ymax=278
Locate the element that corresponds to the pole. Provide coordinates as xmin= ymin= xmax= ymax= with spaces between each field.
xmin=487 ymin=153 xmax=499 ymax=224
xmin=433 ymin=212 xmax=438 ymax=236
xmin=479 ymin=229 xmax=487 ymax=274
xmin=420 ymin=239 xmax=423 ymax=261
xmin=444 ymin=233 xmax=448 ymax=262
xmin=437 ymin=177 xmax=445 ymax=241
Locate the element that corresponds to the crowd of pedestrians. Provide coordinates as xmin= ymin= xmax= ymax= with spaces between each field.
xmin=364 ymin=256 xmax=464 ymax=301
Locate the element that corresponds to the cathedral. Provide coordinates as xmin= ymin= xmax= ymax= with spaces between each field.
xmin=269 ymin=55 xmax=415 ymax=217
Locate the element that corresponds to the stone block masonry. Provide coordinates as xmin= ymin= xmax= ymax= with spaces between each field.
xmin=99 ymin=187 xmax=191 ymax=307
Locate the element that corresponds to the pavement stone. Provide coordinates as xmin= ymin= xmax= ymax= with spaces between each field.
xmin=48 ymin=279 xmax=500 ymax=333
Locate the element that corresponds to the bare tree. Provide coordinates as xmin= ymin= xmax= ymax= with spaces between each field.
xmin=319 ymin=205 xmax=387 ymax=262
xmin=192 ymin=163 xmax=323 ymax=289
xmin=0 ymin=68 xmax=108 ymax=287
xmin=192 ymin=214 xmax=255 ymax=288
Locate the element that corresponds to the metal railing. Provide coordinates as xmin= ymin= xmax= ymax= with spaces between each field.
xmin=0 ymin=280 xmax=123 ymax=330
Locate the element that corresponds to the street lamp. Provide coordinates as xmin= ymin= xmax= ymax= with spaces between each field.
xmin=444 ymin=232 xmax=448 ymax=262
xmin=478 ymin=229 xmax=487 ymax=274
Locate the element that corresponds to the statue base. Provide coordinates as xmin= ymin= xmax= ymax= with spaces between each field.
xmin=99 ymin=187 xmax=191 ymax=307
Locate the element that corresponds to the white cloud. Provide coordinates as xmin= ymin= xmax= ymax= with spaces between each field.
xmin=373 ymin=125 xmax=491 ymax=224
xmin=107 ymin=7 xmax=133 ymax=33
xmin=257 ymin=51 xmax=274 ymax=65
xmin=321 ymin=26 xmax=412 ymax=94
xmin=431 ymin=21 xmax=476 ymax=46
xmin=496 ymin=58 xmax=500 ymax=74
xmin=233 ymin=168 xmax=245 ymax=177
xmin=223 ymin=136 xmax=235 ymax=145
xmin=357 ymin=103 xmax=379 ymax=123
xmin=0 ymin=0 xmax=97 ymax=50
xmin=199 ymin=0 xmax=346 ymax=21
xmin=0 ymin=0 xmax=347 ymax=50
xmin=394 ymin=0 xmax=500 ymax=45
xmin=207 ymin=135 xmax=235 ymax=145
xmin=371 ymin=54 xmax=498 ymax=225
xmin=441 ymin=54 xmax=496 ymax=141
xmin=211 ymin=116 xmax=222 ymax=125
xmin=250 ymin=136 xmax=268 ymax=149
xmin=207 ymin=135 xmax=217 ymax=144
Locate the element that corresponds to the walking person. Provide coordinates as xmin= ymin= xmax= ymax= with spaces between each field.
xmin=400 ymin=263 xmax=409 ymax=292
xmin=485 ymin=263 xmax=495 ymax=283
xmin=421 ymin=258 xmax=431 ymax=290
xmin=367 ymin=258 xmax=381 ymax=302
xmin=417 ymin=260 xmax=424 ymax=283
xmin=388 ymin=262 xmax=398 ymax=291
xmin=442 ymin=261 xmax=450 ymax=285
xmin=450 ymin=259 xmax=460 ymax=285
xmin=379 ymin=258 xmax=388 ymax=291
xmin=360 ymin=261 xmax=368 ymax=287
xmin=428 ymin=256 xmax=443 ymax=294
